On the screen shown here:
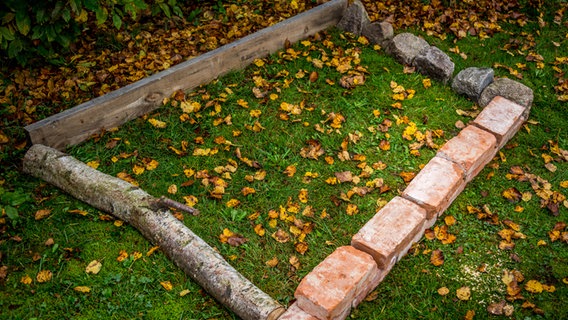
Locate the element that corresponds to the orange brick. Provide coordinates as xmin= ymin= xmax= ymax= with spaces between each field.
xmin=402 ymin=156 xmax=465 ymax=218
xmin=437 ymin=125 xmax=497 ymax=182
xmin=351 ymin=196 xmax=427 ymax=270
xmin=294 ymin=246 xmax=381 ymax=320
xmin=472 ymin=96 xmax=527 ymax=149
xmin=278 ymin=303 xmax=320 ymax=320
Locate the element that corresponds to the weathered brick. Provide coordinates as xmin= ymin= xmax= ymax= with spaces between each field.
xmin=351 ymin=196 xmax=427 ymax=270
xmin=437 ymin=125 xmax=497 ymax=182
xmin=278 ymin=303 xmax=320 ymax=320
xmin=402 ymin=156 xmax=466 ymax=218
xmin=473 ymin=96 xmax=527 ymax=149
xmin=294 ymin=246 xmax=381 ymax=320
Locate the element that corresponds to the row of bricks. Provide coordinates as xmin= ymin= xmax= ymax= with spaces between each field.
xmin=278 ymin=96 xmax=528 ymax=320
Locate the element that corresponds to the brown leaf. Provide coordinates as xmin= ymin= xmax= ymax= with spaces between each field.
xmin=272 ymin=229 xmax=290 ymax=243
xmin=430 ymin=249 xmax=444 ymax=266
xmin=35 ymin=209 xmax=52 ymax=220
xmin=227 ymin=234 xmax=248 ymax=247
xmin=502 ymin=187 xmax=522 ymax=202
xmin=300 ymin=139 xmax=325 ymax=160
xmin=335 ymin=171 xmax=353 ymax=183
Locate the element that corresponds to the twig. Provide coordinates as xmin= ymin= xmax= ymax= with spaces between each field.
xmin=156 ymin=196 xmax=200 ymax=216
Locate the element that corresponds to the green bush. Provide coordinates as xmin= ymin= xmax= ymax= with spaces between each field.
xmin=0 ymin=0 xmax=183 ymax=65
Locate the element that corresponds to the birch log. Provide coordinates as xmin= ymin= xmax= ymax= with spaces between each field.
xmin=23 ymin=144 xmax=284 ymax=320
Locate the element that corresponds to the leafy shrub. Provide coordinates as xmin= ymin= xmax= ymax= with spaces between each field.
xmin=0 ymin=0 xmax=183 ymax=65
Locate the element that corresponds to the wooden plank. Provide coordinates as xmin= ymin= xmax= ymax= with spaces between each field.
xmin=25 ymin=0 xmax=347 ymax=150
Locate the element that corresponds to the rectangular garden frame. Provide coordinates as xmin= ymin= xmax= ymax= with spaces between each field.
xmin=22 ymin=1 xmax=531 ymax=319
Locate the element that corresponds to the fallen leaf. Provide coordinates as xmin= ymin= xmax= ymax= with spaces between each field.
xmin=284 ymin=165 xmax=297 ymax=177
xmin=85 ymin=260 xmax=102 ymax=274
xmin=74 ymin=286 xmax=91 ymax=293
xmin=272 ymin=229 xmax=290 ymax=243
xmin=430 ymin=249 xmax=444 ymax=266
xmin=289 ymin=255 xmax=300 ymax=269
xmin=148 ymin=118 xmax=167 ymax=128
xmin=116 ymin=250 xmax=128 ymax=262
xmin=36 ymin=270 xmax=52 ymax=283
xmin=160 ymin=281 xmax=173 ymax=291
xmin=502 ymin=187 xmax=522 ymax=202
xmin=456 ymin=286 xmax=471 ymax=301
xmin=266 ymin=257 xmax=279 ymax=267
xmin=525 ymin=280 xmax=543 ymax=293
xmin=179 ymin=289 xmax=191 ymax=297
xmin=34 ymin=209 xmax=52 ymax=220
xmin=438 ymin=287 xmax=450 ymax=296
xmin=20 ymin=275 xmax=32 ymax=285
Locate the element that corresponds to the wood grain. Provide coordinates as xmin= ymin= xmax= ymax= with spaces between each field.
xmin=25 ymin=0 xmax=347 ymax=150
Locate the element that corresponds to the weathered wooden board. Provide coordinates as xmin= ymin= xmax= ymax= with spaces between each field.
xmin=25 ymin=0 xmax=347 ymax=150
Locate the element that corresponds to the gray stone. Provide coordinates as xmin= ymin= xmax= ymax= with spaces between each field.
xmin=478 ymin=78 xmax=534 ymax=115
xmin=413 ymin=46 xmax=454 ymax=84
xmin=337 ymin=0 xmax=370 ymax=36
xmin=362 ymin=21 xmax=394 ymax=45
xmin=452 ymin=67 xmax=494 ymax=101
xmin=385 ymin=33 xmax=429 ymax=65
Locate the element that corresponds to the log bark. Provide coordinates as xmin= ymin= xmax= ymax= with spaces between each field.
xmin=23 ymin=144 xmax=284 ymax=320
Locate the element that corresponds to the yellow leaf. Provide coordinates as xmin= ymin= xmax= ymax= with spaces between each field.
xmin=20 ymin=275 xmax=32 ymax=285
xmin=132 ymin=164 xmax=145 ymax=175
xmin=423 ymin=78 xmax=432 ymax=88
xmin=148 ymin=118 xmax=167 ymax=128
xmin=167 ymin=184 xmax=178 ymax=194
xmin=36 ymin=270 xmax=52 ymax=283
xmin=456 ymin=286 xmax=471 ymax=300
xmin=346 ymin=203 xmax=359 ymax=215
xmin=85 ymin=260 xmax=102 ymax=274
xmin=379 ymin=140 xmax=390 ymax=151
xmin=254 ymin=224 xmax=265 ymax=236
xmin=560 ymin=180 xmax=568 ymax=188
xmin=116 ymin=250 xmax=128 ymax=262
xmin=266 ymin=257 xmax=279 ymax=267
xmin=525 ymin=280 xmax=543 ymax=293
xmin=183 ymin=195 xmax=198 ymax=207
xmin=253 ymin=59 xmax=265 ymax=67
xmin=295 ymin=242 xmax=309 ymax=255
xmin=250 ymin=109 xmax=262 ymax=118
xmin=144 ymin=159 xmax=159 ymax=170
xmin=132 ymin=251 xmax=142 ymax=261
xmin=160 ymin=281 xmax=173 ymax=291
xmin=114 ymin=220 xmax=123 ymax=227
xmin=444 ymin=215 xmax=456 ymax=226
xmin=284 ymin=165 xmax=297 ymax=177
xmin=146 ymin=246 xmax=160 ymax=256
xmin=242 ymin=187 xmax=256 ymax=196
xmin=437 ymin=287 xmax=450 ymax=296
xmin=179 ymin=289 xmax=191 ymax=297
xmin=269 ymin=93 xmax=279 ymax=100
xmin=226 ymin=199 xmax=240 ymax=208
xmin=86 ymin=160 xmax=100 ymax=169
xmin=180 ymin=101 xmax=201 ymax=113
xmin=74 ymin=286 xmax=91 ymax=293
xmin=298 ymin=189 xmax=308 ymax=203
xmin=68 ymin=209 xmax=88 ymax=216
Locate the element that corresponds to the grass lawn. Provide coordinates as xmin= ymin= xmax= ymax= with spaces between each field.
xmin=1 ymin=1 xmax=567 ymax=319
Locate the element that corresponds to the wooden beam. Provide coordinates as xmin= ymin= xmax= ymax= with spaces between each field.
xmin=25 ymin=0 xmax=347 ymax=150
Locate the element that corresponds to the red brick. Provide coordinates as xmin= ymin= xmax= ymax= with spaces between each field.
xmin=472 ymin=96 xmax=526 ymax=149
xmin=351 ymin=196 xmax=427 ymax=270
xmin=437 ymin=125 xmax=497 ymax=182
xmin=402 ymin=156 xmax=465 ymax=218
xmin=294 ymin=246 xmax=381 ymax=320
xmin=278 ymin=303 xmax=320 ymax=320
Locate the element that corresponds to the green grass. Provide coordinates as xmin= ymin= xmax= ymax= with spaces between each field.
xmin=2 ymin=5 xmax=568 ymax=320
